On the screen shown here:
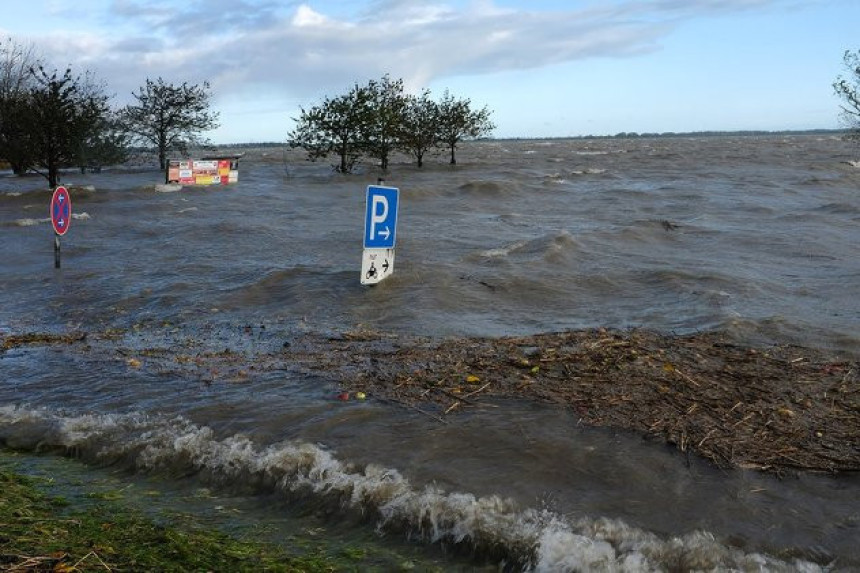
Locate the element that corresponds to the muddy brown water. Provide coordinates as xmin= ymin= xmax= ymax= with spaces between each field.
xmin=1 ymin=135 xmax=859 ymax=570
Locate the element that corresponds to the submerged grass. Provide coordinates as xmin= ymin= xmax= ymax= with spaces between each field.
xmin=0 ymin=467 xmax=329 ymax=571
xmin=0 ymin=455 xmax=396 ymax=572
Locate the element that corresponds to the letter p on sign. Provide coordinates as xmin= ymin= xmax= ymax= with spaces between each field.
xmin=370 ymin=195 xmax=388 ymax=240
xmin=363 ymin=185 xmax=398 ymax=249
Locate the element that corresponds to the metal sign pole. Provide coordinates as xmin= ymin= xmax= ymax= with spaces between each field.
xmin=54 ymin=234 xmax=61 ymax=268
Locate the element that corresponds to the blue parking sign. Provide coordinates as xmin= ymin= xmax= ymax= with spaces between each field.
xmin=364 ymin=185 xmax=399 ymax=248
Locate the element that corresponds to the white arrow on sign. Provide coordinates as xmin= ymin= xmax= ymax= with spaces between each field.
xmin=378 ymin=227 xmax=390 ymax=240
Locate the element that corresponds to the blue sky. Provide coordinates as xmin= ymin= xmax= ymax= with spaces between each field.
xmin=2 ymin=0 xmax=857 ymax=143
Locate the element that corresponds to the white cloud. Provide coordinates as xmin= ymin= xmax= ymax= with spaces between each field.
xmin=36 ymin=2 xmax=792 ymax=89
xmin=17 ymin=0 xmax=800 ymax=129
xmin=292 ymin=4 xmax=331 ymax=27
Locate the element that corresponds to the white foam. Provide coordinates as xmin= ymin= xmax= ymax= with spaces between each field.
xmin=479 ymin=241 xmax=525 ymax=258
xmin=154 ymin=183 xmax=183 ymax=193
xmin=0 ymin=406 xmax=825 ymax=571
xmin=12 ymin=213 xmax=88 ymax=226
xmin=13 ymin=217 xmax=50 ymax=226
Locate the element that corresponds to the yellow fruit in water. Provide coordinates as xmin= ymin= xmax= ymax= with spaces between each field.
xmin=356 ymin=392 xmax=367 ymax=400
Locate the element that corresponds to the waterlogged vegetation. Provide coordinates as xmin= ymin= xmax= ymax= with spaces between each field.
xmin=0 ymin=451 xmax=448 ymax=572
xmin=0 ymin=457 xmax=330 ymax=571
xmin=288 ymin=75 xmax=494 ymax=173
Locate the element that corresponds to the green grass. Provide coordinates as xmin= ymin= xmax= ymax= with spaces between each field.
xmin=0 ymin=464 xmax=348 ymax=572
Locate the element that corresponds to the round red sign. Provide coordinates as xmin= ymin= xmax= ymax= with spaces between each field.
xmin=50 ymin=186 xmax=72 ymax=236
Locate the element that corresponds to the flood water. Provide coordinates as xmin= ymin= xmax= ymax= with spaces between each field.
xmin=1 ymin=135 xmax=859 ymax=571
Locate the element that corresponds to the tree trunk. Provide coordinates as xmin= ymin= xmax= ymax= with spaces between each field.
xmin=158 ymin=133 xmax=168 ymax=170
xmin=449 ymin=145 xmax=457 ymax=165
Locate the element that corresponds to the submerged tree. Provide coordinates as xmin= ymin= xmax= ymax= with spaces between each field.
xmin=364 ymin=75 xmax=408 ymax=170
xmin=289 ymin=83 xmax=374 ymax=173
xmin=436 ymin=90 xmax=495 ymax=165
xmin=290 ymin=77 xmax=495 ymax=172
xmin=399 ymin=89 xmax=439 ymax=168
xmin=834 ymin=49 xmax=860 ymax=140
xmin=78 ymin=111 xmax=129 ymax=172
xmin=119 ymin=77 xmax=220 ymax=169
xmin=27 ymin=66 xmax=112 ymax=187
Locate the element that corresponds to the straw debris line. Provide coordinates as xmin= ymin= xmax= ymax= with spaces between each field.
xmin=3 ymin=327 xmax=858 ymax=475
xmin=289 ymin=328 xmax=859 ymax=475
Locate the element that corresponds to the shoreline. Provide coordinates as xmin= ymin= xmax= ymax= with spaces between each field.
xmin=0 ymin=450 xmax=450 ymax=572
xmin=2 ymin=327 xmax=858 ymax=475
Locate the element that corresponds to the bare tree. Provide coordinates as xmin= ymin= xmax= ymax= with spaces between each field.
xmin=119 ymin=78 xmax=220 ymax=169
xmin=834 ymin=49 xmax=860 ymax=140
xmin=0 ymin=37 xmax=41 ymax=174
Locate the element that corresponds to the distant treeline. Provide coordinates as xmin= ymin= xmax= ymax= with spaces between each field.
xmin=500 ymin=129 xmax=849 ymax=142
xmin=209 ymin=128 xmax=849 ymax=149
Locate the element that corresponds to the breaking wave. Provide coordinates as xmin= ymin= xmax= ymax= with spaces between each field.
xmin=0 ymin=405 xmax=822 ymax=572
xmin=457 ymin=180 xmax=520 ymax=196
xmin=154 ymin=183 xmax=183 ymax=193
xmin=10 ymin=217 xmax=49 ymax=227
xmin=475 ymin=231 xmax=582 ymax=263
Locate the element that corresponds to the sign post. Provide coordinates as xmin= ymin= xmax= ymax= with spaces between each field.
xmin=361 ymin=184 xmax=399 ymax=285
xmin=50 ymin=186 xmax=71 ymax=268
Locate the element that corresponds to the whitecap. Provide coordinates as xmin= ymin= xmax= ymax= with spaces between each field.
xmin=154 ymin=183 xmax=183 ymax=193
xmin=0 ymin=406 xmax=825 ymax=572
xmin=479 ymin=240 xmax=526 ymax=258
xmin=13 ymin=217 xmax=50 ymax=226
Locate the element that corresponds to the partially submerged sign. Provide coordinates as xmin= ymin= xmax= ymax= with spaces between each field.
xmin=361 ymin=185 xmax=399 ymax=285
xmin=50 ymin=185 xmax=71 ymax=268
xmin=166 ymin=154 xmax=241 ymax=185
xmin=50 ymin=186 xmax=71 ymax=236
xmin=364 ymin=185 xmax=398 ymax=249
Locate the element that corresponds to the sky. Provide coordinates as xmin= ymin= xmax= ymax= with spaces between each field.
xmin=2 ymin=0 xmax=858 ymax=143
